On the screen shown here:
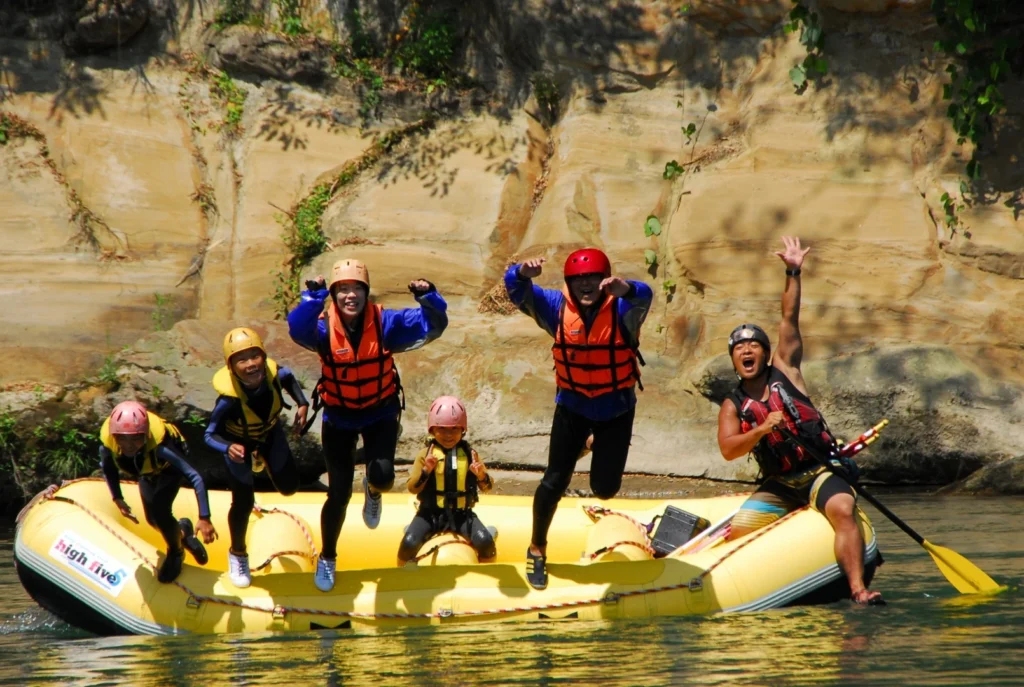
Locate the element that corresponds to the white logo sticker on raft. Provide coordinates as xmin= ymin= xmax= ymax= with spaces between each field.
xmin=48 ymin=531 xmax=130 ymax=598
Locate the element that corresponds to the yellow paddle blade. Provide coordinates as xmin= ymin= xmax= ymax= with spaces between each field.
xmin=923 ymin=540 xmax=1006 ymax=594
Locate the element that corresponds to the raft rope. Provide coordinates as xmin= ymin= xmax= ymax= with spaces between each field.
xmin=249 ymin=504 xmax=318 ymax=571
xmin=411 ymin=533 xmax=475 ymax=563
xmin=26 ymin=480 xmax=805 ymax=622
xmin=582 ymin=505 xmax=658 ymax=559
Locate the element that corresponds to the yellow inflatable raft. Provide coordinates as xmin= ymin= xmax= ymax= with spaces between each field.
xmin=14 ymin=479 xmax=880 ymax=635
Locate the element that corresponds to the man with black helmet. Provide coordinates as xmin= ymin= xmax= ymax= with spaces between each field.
xmin=716 ymin=236 xmax=883 ymax=605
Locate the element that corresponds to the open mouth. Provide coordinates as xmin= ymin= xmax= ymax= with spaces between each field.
xmin=740 ymin=356 xmax=757 ymax=373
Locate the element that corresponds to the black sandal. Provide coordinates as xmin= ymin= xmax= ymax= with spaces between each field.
xmin=179 ymin=518 xmax=209 ymax=566
xmin=158 ymin=548 xmax=184 ymax=583
xmin=526 ymin=548 xmax=548 ymax=590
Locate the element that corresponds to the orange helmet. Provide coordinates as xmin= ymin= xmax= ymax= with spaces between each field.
xmin=109 ymin=401 xmax=149 ymax=435
xmin=428 ymin=395 xmax=467 ymax=431
xmin=329 ymin=259 xmax=370 ymax=290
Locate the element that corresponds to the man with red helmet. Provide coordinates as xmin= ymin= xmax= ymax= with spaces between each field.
xmin=99 ymin=401 xmax=217 ymax=583
xmin=716 ymin=236 xmax=882 ymax=605
xmin=505 ymin=248 xmax=652 ymax=589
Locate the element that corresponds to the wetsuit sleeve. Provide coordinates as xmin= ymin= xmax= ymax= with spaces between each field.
xmin=277 ymin=366 xmax=309 ymax=407
xmin=156 ymin=444 xmax=211 ymax=520
xmin=503 ymin=263 xmax=562 ymax=338
xmin=99 ymin=446 xmax=124 ymax=501
xmin=617 ymin=280 xmax=653 ymax=342
xmin=286 ymin=288 xmax=329 ymax=352
xmin=406 ymin=448 xmax=430 ymax=494
xmin=381 ymin=290 xmax=449 ymax=354
xmin=204 ymin=396 xmax=240 ymax=455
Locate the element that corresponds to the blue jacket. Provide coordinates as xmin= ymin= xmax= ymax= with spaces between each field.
xmin=504 ymin=264 xmax=653 ymax=422
xmin=287 ymin=288 xmax=448 ymax=430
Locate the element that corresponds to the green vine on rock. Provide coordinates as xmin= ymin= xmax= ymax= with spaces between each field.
xmin=785 ymin=1 xmax=828 ymax=93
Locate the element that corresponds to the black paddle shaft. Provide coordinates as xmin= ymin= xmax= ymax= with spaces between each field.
xmin=780 ymin=428 xmax=926 ymax=546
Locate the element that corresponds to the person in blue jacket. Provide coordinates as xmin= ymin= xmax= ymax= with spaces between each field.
xmin=204 ymin=327 xmax=309 ymax=589
xmin=505 ymin=248 xmax=653 ymax=589
xmin=287 ymin=258 xmax=448 ymax=591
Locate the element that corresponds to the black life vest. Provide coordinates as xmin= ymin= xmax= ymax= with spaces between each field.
xmin=728 ymin=367 xmax=836 ymax=479
xmin=417 ymin=440 xmax=480 ymax=529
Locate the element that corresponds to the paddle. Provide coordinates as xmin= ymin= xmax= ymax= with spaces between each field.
xmin=780 ymin=427 xmax=1004 ymax=595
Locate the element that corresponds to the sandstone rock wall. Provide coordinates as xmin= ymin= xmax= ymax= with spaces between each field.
xmin=1 ymin=0 xmax=1022 ymax=488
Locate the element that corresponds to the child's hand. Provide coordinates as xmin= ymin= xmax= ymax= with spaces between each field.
xmin=469 ymin=450 xmax=486 ymax=478
xmin=227 ymin=444 xmax=246 ymax=463
xmin=423 ymin=456 xmax=438 ymax=473
xmin=114 ymin=498 xmax=139 ymax=524
xmin=293 ymin=404 xmax=309 ymax=436
xmin=196 ymin=518 xmax=218 ymax=544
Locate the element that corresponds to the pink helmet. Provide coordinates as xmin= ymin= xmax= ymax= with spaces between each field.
xmin=428 ymin=395 xmax=467 ymax=431
xmin=109 ymin=401 xmax=149 ymax=435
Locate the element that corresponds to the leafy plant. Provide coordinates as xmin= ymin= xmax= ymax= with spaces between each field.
xmin=662 ymin=280 xmax=676 ymax=296
xmin=532 ymin=72 xmax=560 ymax=127
xmin=209 ymin=72 xmax=247 ymax=137
xmin=152 ymin=293 xmax=173 ymax=332
xmin=274 ymin=0 xmax=305 ymax=36
xmin=99 ymin=355 xmax=120 ymax=385
xmin=785 ymin=2 xmax=828 ymax=92
xmin=662 ymin=161 xmax=685 ymax=180
xmin=214 ymin=0 xmax=251 ymax=29
xmin=644 ymin=215 xmax=662 ymax=237
xmin=940 ymin=191 xmax=972 ymax=240
xmin=345 ymin=6 xmax=378 ymax=59
xmin=644 ymin=249 xmax=658 ymax=266
xmin=393 ymin=3 xmax=459 ymax=80
xmin=182 ymin=412 xmax=208 ymax=427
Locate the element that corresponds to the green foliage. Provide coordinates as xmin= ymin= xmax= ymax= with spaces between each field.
xmin=209 ymin=72 xmax=247 ymax=136
xmin=644 ymin=215 xmax=662 ymax=237
xmin=34 ymin=417 xmax=97 ymax=479
xmin=932 ymin=0 xmax=1014 ymax=184
xmin=98 ymin=355 xmax=120 ymax=385
xmin=532 ymin=72 xmax=560 ymax=127
xmin=334 ymin=57 xmax=385 ymax=121
xmin=940 ymin=191 xmax=972 ymax=240
xmin=663 ymin=161 xmax=684 ymax=180
xmin=644 ymin=249 xmax=658 ymax=266
xmin=152 ymin=293 xmax=173 ymax=332
xmin=393 ymin=3 xmax=460 ymax=80
xmin=785 ymin=2 xmax=828 ymax=92
xmin=214 ymin=0 xmax=253 ymax=29
xmin=274 ymin=0 xmax=305 ymax=35
xmin=288 ymin=184 xmax=332 ymax=265
xmin=662 ymin=280 xmax=677 ymax=297
xmin=345 ymin=6 xmax=378 ymax=59
xmin=182 ymin=412 xmax=208 ymax=427
xmin=271 ymin=270 xmax=302 ymax=319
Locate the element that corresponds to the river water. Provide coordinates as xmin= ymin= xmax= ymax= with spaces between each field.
xmin=0 ymin=493 xmax=1021 ymax=686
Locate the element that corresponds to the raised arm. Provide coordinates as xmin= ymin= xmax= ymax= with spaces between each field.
xmin=772 ymin=236 xmax=811 ymax=390
xmin=503 ymin=259 xmax=563 ymax=338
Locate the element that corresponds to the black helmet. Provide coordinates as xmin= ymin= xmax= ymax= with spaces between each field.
xmin=727 ymin=324 xmax=771 ymax=356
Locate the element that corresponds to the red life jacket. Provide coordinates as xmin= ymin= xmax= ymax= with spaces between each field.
xmin=729 ymin=367 xmax=835 ymax=478
xmin=317 ymin=303 xmax=399 ymax=410
xmin=552 ymin=287 xmax=642 ymax=398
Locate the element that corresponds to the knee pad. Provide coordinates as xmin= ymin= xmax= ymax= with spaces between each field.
xmin=368 ymin=460 xmax=395 ymax=492
xmin=472 ymin=531 xmax=496 ymax=559
xmin=398 ymin=533 xmax=423 ymax=560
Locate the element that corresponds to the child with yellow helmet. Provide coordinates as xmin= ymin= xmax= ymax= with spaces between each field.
xmin=398 ymin=396 xmax=496 ymax=566
xmin=204 ymin=327 xmax=309 ymax=588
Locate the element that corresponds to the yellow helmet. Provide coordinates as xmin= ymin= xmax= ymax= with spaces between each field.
xmin=223 ymin=327 xmax=266 ymax=364
xmin=329 ymin=259 xmax=370 ymax=290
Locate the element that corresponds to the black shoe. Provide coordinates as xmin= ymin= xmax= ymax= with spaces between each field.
xmin=526 ymin=548 xmax=548 ymax=590
xmin=158 ymin=548 xmax=185 ymax=583
xmin=179 ymin=518 xmax=208 ymax=565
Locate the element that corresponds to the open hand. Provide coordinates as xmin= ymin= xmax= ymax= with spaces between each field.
xmin=423 ymin=455 xmax=438 ymax=474
xmin=519 ymin=258 xmax=545 ymax=279
xmin=600 ymin=276 xmax=631 ymax=298
xmin=469 ymin=450 xmax=486 ymax=478
xmin=196 ymin=518 xmax=218 ymax=544
xmin=114 ymin=498 xmax=139 ymax=524
xmin=774 ymin=236 xmax=810 ymax=270
xmin=227 ymin=443 xmax=247 ymax=463
xmin=293 ymin=405 xmax=309 ymax=436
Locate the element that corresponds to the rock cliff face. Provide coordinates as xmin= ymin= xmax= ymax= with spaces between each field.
xmin=1 ymin=0 xmax=1022 ymax=495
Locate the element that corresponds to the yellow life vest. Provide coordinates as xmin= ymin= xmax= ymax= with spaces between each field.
xmin=211 ymin=358 xmax=283 ymax=442
xmin=99 ymin=412 xmax=185 ymax=475
xmin=426 ymin=441 xmax=474 ymax=510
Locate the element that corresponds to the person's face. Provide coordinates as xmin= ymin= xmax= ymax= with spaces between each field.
xmin=568 ymin=273 xmax=604 ymax=307
xmin=731 ymin=340 xmax=768 ymax=380
xmin=230 ymin=348 xmax=266 ymax=388
xmin=113 ymin=434 xmax=145 ymax=456
xmin=333 ymin=282 xmax=368 ymax=320
xmin=431 ymin=426 xmax=464 ymax=449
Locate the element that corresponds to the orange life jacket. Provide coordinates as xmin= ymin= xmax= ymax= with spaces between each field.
xmin=317 ymin=303 xmax=399 ymax=410
xmin=552 ymin=287 xmax=641 ymax=398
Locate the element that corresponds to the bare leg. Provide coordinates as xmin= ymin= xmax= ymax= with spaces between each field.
xmin=824 ymin=493 xmax=881 ymax=602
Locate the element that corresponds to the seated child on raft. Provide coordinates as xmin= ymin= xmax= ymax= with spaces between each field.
xmin=398 ymin=396 xmax=496 ymax=565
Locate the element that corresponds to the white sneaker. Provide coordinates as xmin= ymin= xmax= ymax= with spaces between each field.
xmin=228 ymin=551 xmax=251 ymax=589
xmin=362 ymin=476 xmax=382 ymax=529
xmin=315 ymin=556 xmax=336 ymax=592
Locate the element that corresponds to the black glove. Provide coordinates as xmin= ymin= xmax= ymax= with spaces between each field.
xmin=829 ymin=455 xmax=861 ymax=484
xmin=305 ymin=279 xmax=326 ymax=292
xmin=408 ymin=280 xmax=436 ymax=297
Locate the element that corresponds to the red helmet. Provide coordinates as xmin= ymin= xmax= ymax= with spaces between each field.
xmin=564 ymin=248 xmax=611 ymax=279
xmin=109 ymin=401 xmax=149 ymax=435
xmin=428 ymin=395 xmax=467 ymax=431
